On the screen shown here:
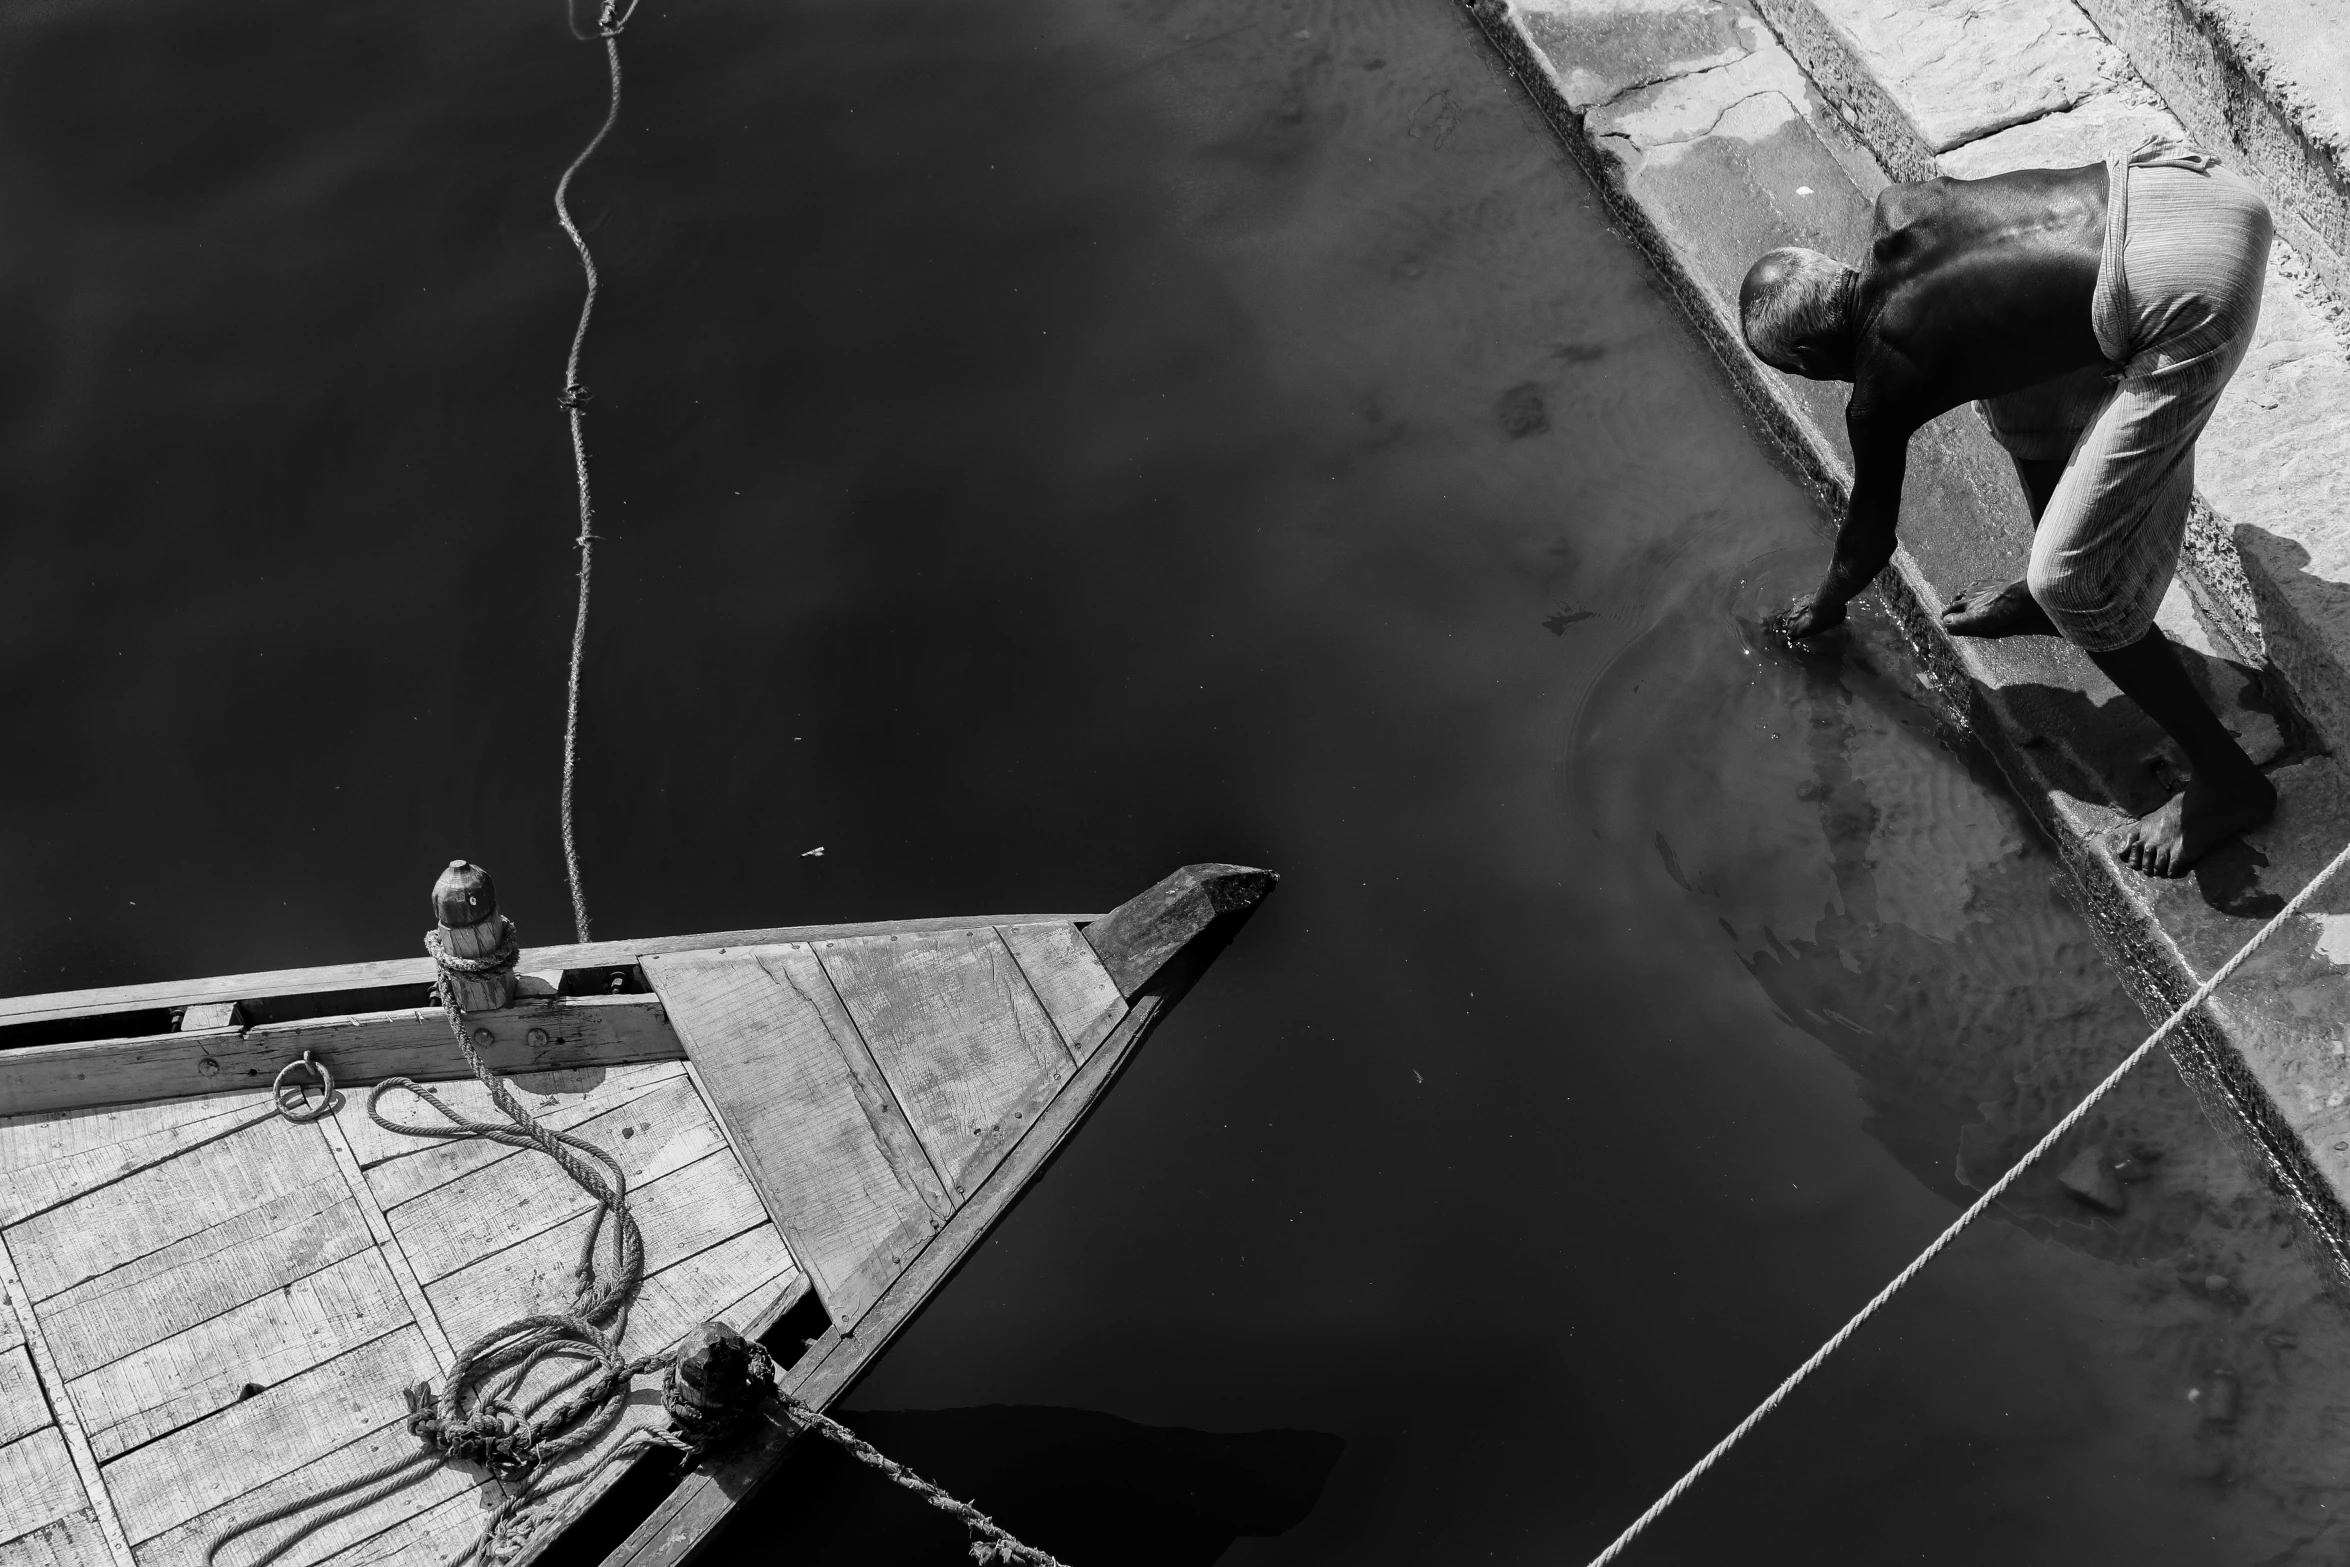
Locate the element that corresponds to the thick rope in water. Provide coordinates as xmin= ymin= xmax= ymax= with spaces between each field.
xmin=775 ymin=1394 xmax=1069 ymax=1567
xmin=1586 ymin=835 xmax=2350 ymax=1567
xmin=553 ymin=0 xmax=640 ymax=944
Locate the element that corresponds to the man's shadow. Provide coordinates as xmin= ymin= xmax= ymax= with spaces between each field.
xmin=705 ymin=1405 xmax=1345 ymax=1565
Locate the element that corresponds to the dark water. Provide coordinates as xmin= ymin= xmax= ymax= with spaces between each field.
xmin=7 ymin=0 xmax=2350 ymax=1562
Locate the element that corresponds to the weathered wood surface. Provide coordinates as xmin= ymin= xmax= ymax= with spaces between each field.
xmin=0 ymin=1431 xmax=90 ymax=1553
xmin=0 ymin=1032 xmax=803 ymax=1567
xmin=1081 ymin=863 xmax=1276 ymax=998
xmin=0 ymin=915 xmax=1094 ymax=1030
xmin=603 ymin=983 xmax=1189 ymax=1567
xmin=0 ymin=1345 xmax=49 ymax=1447
xmin=127 ymin=1053 xmax=799 ymax=1567
xmin=0 ymin=1232 xmax=128 ymax=1567
xmin=644 ymin=946 xmax=947 ymax=1331
xmin=388 ymin=1073 xmax=724 ymax=1285
xmin=0 ymin=1095 xmax=280 ymax=1227
xmin=342 ymin=1062 xmax=686 ymax=1203
xmin=133 ymin=1414 xmax=490 ymax=1567
xmin=995 ymin=922 xmax=1126 ymax=1061
xmin=0 ymin=1511 xmax=110 ymax=1567
xmin=40 ymin=1186 xmax=372 ymax=1382
xmin=71 ymin=1251 xmax=410 ymax=1463
xmin=8 ymin=1115 xmax=345 ymax=1305
xmin=0 ymin=995 xmax=677 ymax=1118
xmin=0 ymin=870 xmax=1266 ymax=1567
xmin=595 ymin=870 xmax=1271 ymax=1567
xmin=430 ymin=863 xmax=514 ymax=1014
xmin=818 ymin=929 xmax=1073 ymax=1201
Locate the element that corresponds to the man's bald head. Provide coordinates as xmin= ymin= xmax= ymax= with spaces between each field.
xmin=1741 ymin=247 xmax=1857 ymax=378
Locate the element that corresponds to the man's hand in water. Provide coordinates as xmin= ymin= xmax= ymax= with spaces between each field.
xmin=1772 ymin=595 xmax=1847 ymax=643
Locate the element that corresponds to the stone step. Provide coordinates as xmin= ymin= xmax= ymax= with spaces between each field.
xmin=1474 ymin=0 xmax=2350 ymax=1295
xmin=2071 ymin=0 xmax=2350 ymax=305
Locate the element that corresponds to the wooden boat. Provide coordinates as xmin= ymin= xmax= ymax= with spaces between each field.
xmin=0 ymin=861 xmax=1273 ymax=1567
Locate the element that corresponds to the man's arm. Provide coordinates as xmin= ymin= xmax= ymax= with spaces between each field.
xmin=1777 ymin=400 xmax=1915 ymax=640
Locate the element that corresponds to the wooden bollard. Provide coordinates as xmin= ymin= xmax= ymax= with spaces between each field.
xmin=432 ymin=859 xmax=516 ymax=1013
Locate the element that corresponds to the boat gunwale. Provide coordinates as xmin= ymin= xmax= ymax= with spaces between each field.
xmin=0 ymin=913 xmax=1100 ymax=1030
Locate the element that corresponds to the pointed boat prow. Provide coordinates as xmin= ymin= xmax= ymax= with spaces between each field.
xmin=0 ymin=863 xmax=1272 ymax=1567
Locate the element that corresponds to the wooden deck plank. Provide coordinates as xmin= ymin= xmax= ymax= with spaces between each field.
xmin=37 ymin=1186 xmax=372 ymax=1382
xmin=817 ymin=928 xmax=1074 ymax=1201
xmin=0 ymin=1095 xmax=280 ymax=1228
xmin=100 ymin=1327 xmax=441 ymax=1547
xmin=0 ymin=1237 xmax=133 ymax=1567
xmin=0 ymin=1431 xmax=87 ymax=1549
xmin=388 ymin=1074 xmax=726 ymax=1285
xmin=1 ymin=998 xmax=677 ymax=1120
xmin=0 ymin=1512 xmax=109 ymax=1567
xmin=422 ymin=1150 xmax=767 ymax=1354
xmin=70 ymin=1251 xmax=410 ymax=1464
xmin=0 ymin=1346 xmax=49 ymax=1448
xmin=340 ymin=1062 xmax=684 ymax=1182
xmin=306 ymin=1486 xmax=493 ymax=1567
xmin=996 ymin=922 xmax=1127 ymax=1061
xmin=131 ymin=1419 xmax=490 ymax=1567
xmin=6 ymin=1118 xmax=343 ymax=1304
xmin=644 ymin=947 xmax=947 ymax=1330
xmin=310 ymin=1113 xmax=457 ymax=1372
xmin=0 ymin=918 xmax=1093 ymax=1030
xmin=597 ymin=975 xmax=1205 ymax=1567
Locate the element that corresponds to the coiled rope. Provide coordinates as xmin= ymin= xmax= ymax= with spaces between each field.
xmin=553 ymin=0 xmax=638 ymax=944
xmin=1586 ymin=835 xmax=2350 ymax=1566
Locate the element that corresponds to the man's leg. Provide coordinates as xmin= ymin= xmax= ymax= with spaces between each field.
xmin=2088 ymin=631 xmax=2275 ymax=876
xmin=1943 ymin=455 xmax=2067 ymax=638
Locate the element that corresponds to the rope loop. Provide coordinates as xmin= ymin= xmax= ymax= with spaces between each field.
xmin=425 ymin=920 xmax=521 ymax=978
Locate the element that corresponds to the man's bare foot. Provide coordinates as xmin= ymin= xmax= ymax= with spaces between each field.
xmin=1941 ymin=578 xmax=2058 ymax=639
xmin=2109 ymin=768 xmax=2278 ymax=878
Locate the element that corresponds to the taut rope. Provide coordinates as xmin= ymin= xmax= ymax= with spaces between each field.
xmin=552 ymin=0 xmax=638 ymax=943
xmin=1585 ymin=836 xmax=2350 ymax=1566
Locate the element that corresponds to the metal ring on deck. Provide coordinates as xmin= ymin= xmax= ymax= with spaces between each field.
xmin=272 ymin=1049 xmax=337 ymax=1123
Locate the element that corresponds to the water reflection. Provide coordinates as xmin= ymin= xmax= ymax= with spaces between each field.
xmin=752 ymin=1406 xmax=1343 ymax=1564
xmin=1576 ymin=549 xmax=2350 ymax=1555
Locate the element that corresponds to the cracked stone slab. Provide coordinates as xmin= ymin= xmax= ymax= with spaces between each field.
xmin=1799 ymin=0 xmax=2133 ymax=151
xmin=1513 ymin=0 xmax=1773 ymax=113
xmin=1935 ymin=79 xmax=2183 ymax=178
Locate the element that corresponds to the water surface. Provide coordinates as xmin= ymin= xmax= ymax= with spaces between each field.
xmin=5 ymin=0 xmax=2347 ymax=1562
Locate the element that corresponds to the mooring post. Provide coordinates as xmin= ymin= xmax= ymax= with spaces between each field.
xmin=433 ymin=859 xmax=517 ymax=1012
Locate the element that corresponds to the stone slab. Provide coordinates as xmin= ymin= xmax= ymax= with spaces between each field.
xmin=1477 ymin=0 xmax=2350 ymax=1297
xmin=1514 ymin=0 xmax=1771 ymax=114
xmin=1785 ymin=0 xmax=2130 ymax=153
xmin=2071 ymin=0 xmax=2350 ymax=298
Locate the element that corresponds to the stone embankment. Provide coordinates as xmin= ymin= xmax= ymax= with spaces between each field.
xmin=1468 ymin=0 xmax=2350 ymax=1292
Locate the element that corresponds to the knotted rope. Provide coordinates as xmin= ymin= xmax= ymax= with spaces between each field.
xmin=552 ymin=0 xmax=639 ymax=944
xmin=1586 ymin=836 xmax=2350 ymax=1566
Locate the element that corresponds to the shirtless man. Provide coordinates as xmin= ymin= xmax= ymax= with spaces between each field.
xmin=1741 ymin=138 xmax=2275 ymax=877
